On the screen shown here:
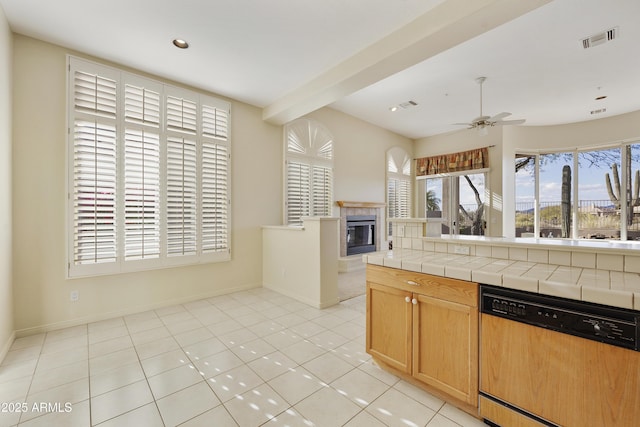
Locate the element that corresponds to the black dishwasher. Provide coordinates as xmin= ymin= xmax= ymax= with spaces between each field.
xmin=479 ymin=284 xmax=640 ymax=427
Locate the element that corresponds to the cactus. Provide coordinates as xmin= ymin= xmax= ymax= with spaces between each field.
xmin=561 ymin=165 xmax=571 ymax=238
xmin=605 ymin=163 xmax=640 ymax=226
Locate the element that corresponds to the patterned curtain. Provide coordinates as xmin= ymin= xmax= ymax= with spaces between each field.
xmin=416 ymin=147 xmax=489 ymax=176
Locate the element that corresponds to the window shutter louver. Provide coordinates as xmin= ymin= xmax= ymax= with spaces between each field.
xmin=286 ymin=161 xmax=311 ymax=226
xmin=125 ymin=84 xmax=160 ymax=126
xmin=312 ymin=165 xmax=332 ymax=216
xmin=202 ymin=142 xmax=228 ymax=252
xmin=73 ymin=121 xmax=118 ymax=265
xmin=202 ymin=105 xmax=229 ymax=140
xmin=71 ymin=67 xmax=118 ymax=267
xmin=398 ymin=179 xmax=411 ymax=217
xmin=123 ymin=83 xmax=161 ymax=261
xmin=167 ymin=137 xmax=198 ymax=256
xmin=167 ymin=96 xmax=197 ymax=134
xmin=201 ymin=100 xmax=230 ymax=256
xmin=123 ymin=129 xmax=161 ymax=260
xmin=73 ymin=71 xmax=117 ymax=118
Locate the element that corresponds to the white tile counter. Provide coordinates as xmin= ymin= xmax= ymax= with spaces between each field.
xmin=363 ymin=246 xmax=640 ymax=311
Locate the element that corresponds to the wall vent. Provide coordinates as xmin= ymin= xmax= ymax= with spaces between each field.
xmin=582 ymin=27 xmax=618 ymax=49
xmin=399 ymin=100 xmax=418 ymax=109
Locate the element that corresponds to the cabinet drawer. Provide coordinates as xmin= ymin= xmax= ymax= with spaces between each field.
xmin=367 ymin=264 xmax=478 ymax=307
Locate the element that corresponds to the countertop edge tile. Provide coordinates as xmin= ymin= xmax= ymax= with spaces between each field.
xmin=502 ymin=275 xmax=539 ymax=293
xmin=422 ymin=263 xmax=445 ymax=277
xmin=383 ymin=258 xmax=402 ymax=269
xmin=538 ymin=281 xmax=582 ymax=300
xmin=444 ymin=266 xmax=472 ymax=281
xmin=472 ymin=271 xmax=502 ymax=286
xmin=363 ymin=249 xmax=639 ymax=312
xmin=581 ymin=286 xmax=634 ymax=310
xmin=401 ymin=260 xmax=422 ymax=273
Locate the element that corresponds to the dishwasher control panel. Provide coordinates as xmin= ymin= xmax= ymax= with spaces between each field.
xmin=481 ymin=285 xmax=639 ymax=351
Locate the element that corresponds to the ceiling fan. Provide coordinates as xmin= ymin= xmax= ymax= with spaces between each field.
xmin=453 ymin=76 xmax=525 ymax=134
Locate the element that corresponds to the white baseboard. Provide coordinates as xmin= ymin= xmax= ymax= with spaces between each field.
xmin=0 ymin=330 xmax=16 ymax=364
xmin=15 ymin=283 xmax=260 ymax=338
xmin=263 ymin=282 xmax=339 ymax=309
xmin=338 ymin=255 xmax=366 ymax=273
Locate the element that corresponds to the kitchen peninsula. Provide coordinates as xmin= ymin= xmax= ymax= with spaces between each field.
xmin=364 ymin=219 xmax=640 ymax=426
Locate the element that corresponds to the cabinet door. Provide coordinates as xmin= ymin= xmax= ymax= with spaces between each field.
xmin=413 ymin=294 xmax=478 ymax=405
xmin=366 ymin=282 xmax=412 ymax=373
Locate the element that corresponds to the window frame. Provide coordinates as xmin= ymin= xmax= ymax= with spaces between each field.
xmin=514 ymin=142 xmax=639 ymax=241
xmin=67 ymin=56 xmax=231 ymax=278
xmin=283 ymin=119 xmax=334 ymax=226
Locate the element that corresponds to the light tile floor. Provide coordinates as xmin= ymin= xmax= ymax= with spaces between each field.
xmin=0 ymin=280 xmax=487 ymax=427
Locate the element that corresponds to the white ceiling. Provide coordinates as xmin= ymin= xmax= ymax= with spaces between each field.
xmin=1 ymin=0 xmax=639 ymax=139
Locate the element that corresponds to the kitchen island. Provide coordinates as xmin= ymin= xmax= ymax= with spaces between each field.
xmin=364 ymin=231 xmax=640 ymax=426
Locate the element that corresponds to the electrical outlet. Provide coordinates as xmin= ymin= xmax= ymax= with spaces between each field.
xmin=70 ymin=290 xmax=79 ymax=302
xmin=454 ymin=245 xmax=470 ymax=255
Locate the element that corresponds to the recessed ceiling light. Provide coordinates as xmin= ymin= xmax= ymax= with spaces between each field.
xmin=389 ymin=106 xmax=398 ymax=112
xmin=173 ymin=39 xmax=189 ymax=49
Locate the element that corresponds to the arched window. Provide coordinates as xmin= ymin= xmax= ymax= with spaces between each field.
xmin=387 ymin=147 xmax=412 ymax=236
xmin=284 ymin=119 xmax=334 ymax=225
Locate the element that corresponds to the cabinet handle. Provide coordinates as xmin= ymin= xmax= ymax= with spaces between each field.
xmin=405 ymin=296 xmax=411 ymax=303
xmin=412 ymin=298 xmax=418 ymax=305
xmin=406 ymin=280 xmax=419 ymax=286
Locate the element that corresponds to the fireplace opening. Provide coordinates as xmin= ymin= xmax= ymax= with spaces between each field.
xmin=346 ymin=215 xmax=376 ymax=256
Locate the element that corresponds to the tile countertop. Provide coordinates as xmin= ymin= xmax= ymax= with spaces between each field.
xmin=363 ymin=248 xmax=640 ymax=312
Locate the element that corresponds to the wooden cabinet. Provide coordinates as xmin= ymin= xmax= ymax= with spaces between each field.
xmin=366 ymin=264 xmax=479 ymax=408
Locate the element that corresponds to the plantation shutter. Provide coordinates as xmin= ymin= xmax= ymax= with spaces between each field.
xmin=312 ymin=165 xmax=332 ymax=216
xmin=201 ymin=104 xmax=230 ymax=253
xmin=397 ymin=179 xmax=411 ymax=217
xmin=123 ymin=81 xmax=161 ymax=260
xmin=388 ymin=179 xmax=398 ymax=218
xmin=166 ymin=95 xmax=198 ymax=257
xmin=286 ymin=161 xmax=311 ymax=225
xmin=71 ymin=67 xmax=118 ymax=267
xmin=68 ymin=57 xmax=232 ymax=277
xmin=284 ymin=119 xmax=333 ymax=225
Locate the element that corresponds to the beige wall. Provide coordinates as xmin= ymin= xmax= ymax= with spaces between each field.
xmin=10 ymin=35 xmax=412 ymax=335
xmin=11 ymin=35 xmax=283 ymax=334
xmin=0 ymin=5 xmax=14 ymax=356
xmin=304 ymin=108 xmax=414 ymax=214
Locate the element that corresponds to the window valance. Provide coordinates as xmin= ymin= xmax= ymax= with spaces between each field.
xmin=416 ymin=147 xmax=489 ymax=176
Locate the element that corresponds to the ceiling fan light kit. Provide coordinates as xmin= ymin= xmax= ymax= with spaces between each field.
xmin=453 ymin=76 xmax=526 ymax=135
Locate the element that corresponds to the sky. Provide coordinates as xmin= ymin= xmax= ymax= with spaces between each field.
xmin=515 ymin=147 xmax=637 ymax=208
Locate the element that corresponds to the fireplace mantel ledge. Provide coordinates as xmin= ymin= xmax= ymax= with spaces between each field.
xmin=336 ymin=201 xmax=385 ymax=208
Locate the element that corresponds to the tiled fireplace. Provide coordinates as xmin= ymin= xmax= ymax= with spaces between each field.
xmin=337 ymin=201 xmax=385 ymax=258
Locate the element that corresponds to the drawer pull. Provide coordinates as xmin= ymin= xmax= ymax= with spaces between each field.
xmin=405 ymin=296 xmax=411 ymax=303
xmin=412 ymin=298 xmax=418 ymax=305
xmin=406 ymin=280 xmax=419 ymax=286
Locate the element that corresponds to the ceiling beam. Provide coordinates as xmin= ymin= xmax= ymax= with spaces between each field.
xmin=263 ymin=0 xmax=552 ymax=125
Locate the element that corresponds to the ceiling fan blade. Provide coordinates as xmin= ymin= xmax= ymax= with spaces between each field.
xmin=495 ymin=118 xmax=526 ymax=125
xmin=489 ymin=112 xmax=511 ymax=121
